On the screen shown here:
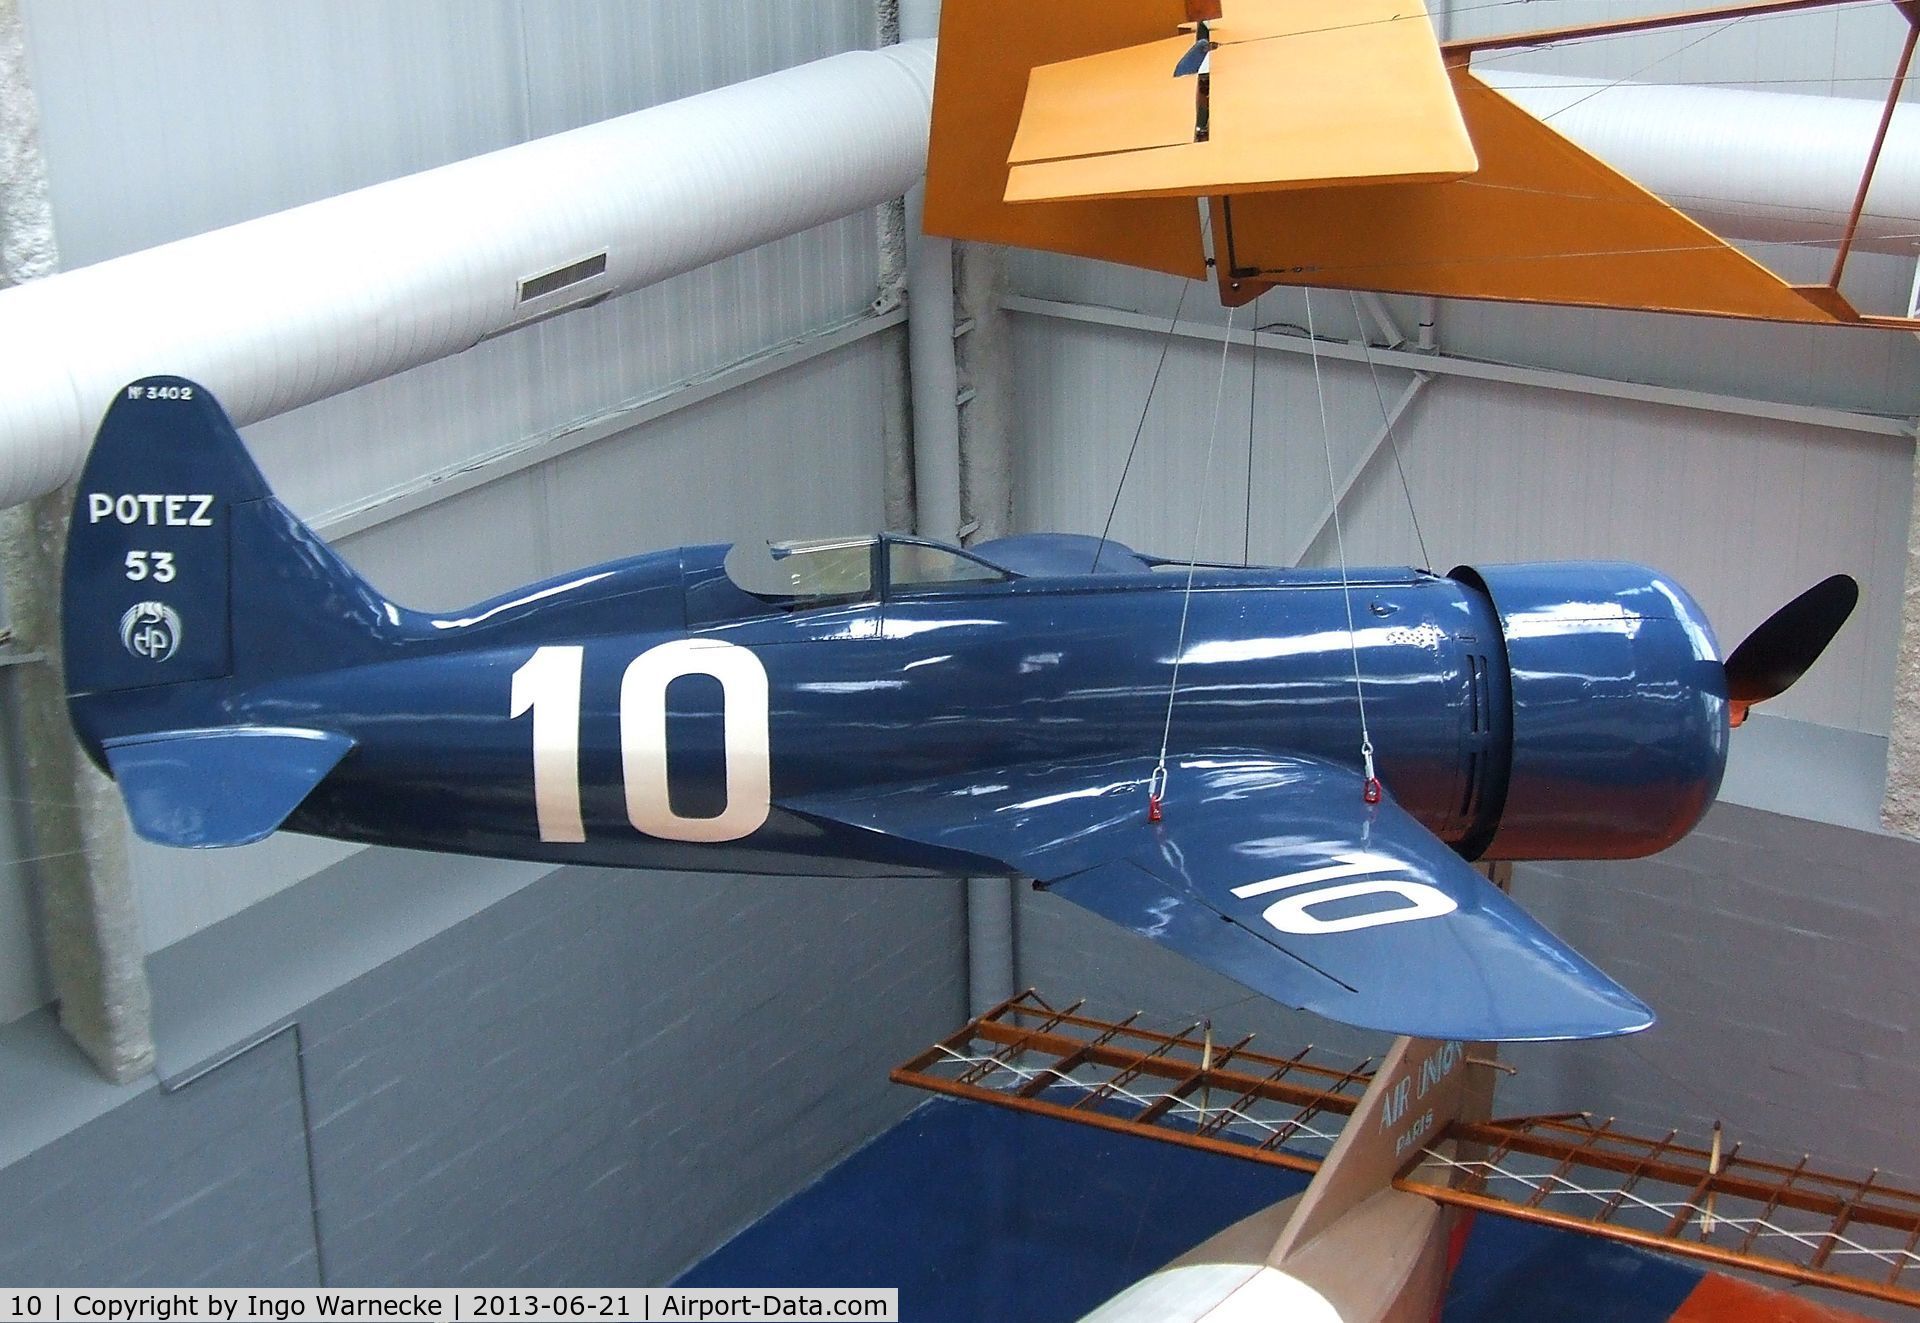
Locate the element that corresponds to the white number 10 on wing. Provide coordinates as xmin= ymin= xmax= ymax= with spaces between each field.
xmin=1232 ymin=851 xmax=1457 ymax=935
xmin=509 ymin=641 xmax=771 ymax=845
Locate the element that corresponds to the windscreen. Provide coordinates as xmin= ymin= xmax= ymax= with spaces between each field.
xmin=723 ymin=537 xmax=875 ymax=606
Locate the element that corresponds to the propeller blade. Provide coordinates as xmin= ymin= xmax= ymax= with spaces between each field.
xmin=1723 ymin=574 xmax=1859 ymax=720
xmin=1173 ymin=26 xmax=1211 ymax=77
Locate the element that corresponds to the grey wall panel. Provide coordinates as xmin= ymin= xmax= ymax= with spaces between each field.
xmin=1008 ymin=311 xmax=1405 ymax=568
xmin=0 ymin=675 xmax=48 ymax=1024
xmin=335 ymin=470 xmax=550 ymax=614
xmin=518 ymin=3 xmax=876 ymax=139
xmin=1007 ymin=254 xmax=1920 ymax=421
xmin=1018 ymin=802 xmax=1920 ymax=1189
xmin=1006 ymin=308 xmax=1912 ymax=735
xmin=21 ymin=0 xmax=885 ymax=531
xmin=235 ymin=218 xmax=882 ymax=527
xmin=21 ymin=0 xmax=523 ymax=267
xmin=298 ymin=865 xmax=963 ymax=1284
xmin=131 ymin=834 xmax=362 ymax=958
xmin=1442 ymin=0 xmax=1919 ymax=98
xmin=0 ymin=852 xmax=966 ymax=1285
xmin=537 ymin=333 xmax=892 ymax=569
xmin=1495 ymin=802 xmax=1920 ymax=1187
xmin=1433 ymin=263 xmax=1920 ymax=420
xmin=20 ymin=0 xmax=877 ymax=269
xmin=0 ymin=1028 xmax=317 ymax=1285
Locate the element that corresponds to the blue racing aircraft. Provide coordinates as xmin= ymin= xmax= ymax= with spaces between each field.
xmin=60 ymin=378 xmax=1857 ymax=1043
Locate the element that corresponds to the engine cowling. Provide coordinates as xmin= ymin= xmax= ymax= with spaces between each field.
xmin=1452 ymin=563 xmax=1729 ymax=861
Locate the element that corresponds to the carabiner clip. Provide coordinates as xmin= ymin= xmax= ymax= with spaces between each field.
xmin=1361 ymin=742 xmax=1381 ymax=804
xmin=1146 ymin=763 xmax=1169 ymax=823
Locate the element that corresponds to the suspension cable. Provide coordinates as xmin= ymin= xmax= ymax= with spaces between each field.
xmin=1243 ymin=293 xmax=1262 ymax=566
xmin=1305 ymin=290 xmax=1380 ymax=802
xmin=1149 ymin=302 xmax=1239 ymax=821
xmin=1095 ymin=281 xmax=1194 ymax=573
xmin=1347 ymin=291 xmax=1431 ymax=572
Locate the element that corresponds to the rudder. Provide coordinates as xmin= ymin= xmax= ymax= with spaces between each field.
xmin=63 ymin=377 xmax=269 ymax=697
xmin=64 ymin=376 xmax=401 ymax=712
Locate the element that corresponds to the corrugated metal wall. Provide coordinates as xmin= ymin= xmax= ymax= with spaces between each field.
xmin=1008 ymin=292 xmax=1911 ymax=733
xmin=19 ymin=0 xmax=885 ymax=528
xmin=1447 ymin=0 xmax=1915 ymax=94
xmin=3 ymin=0 xmax=897 ymax=974
xmin=22 ymin=1 xmax=879 ymax=267
xmin=1017 ymin=797 xmax=1920 ymax=1194
xmin=1444 ymin=0 xmax=1920 ymax=402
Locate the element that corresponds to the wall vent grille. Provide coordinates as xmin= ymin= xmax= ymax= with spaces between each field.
xmin=519 ymin=252 xmax=608 ymax=304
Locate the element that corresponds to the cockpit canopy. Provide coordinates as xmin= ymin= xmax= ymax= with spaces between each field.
xmin=721 ymin=534 xmax=1010 ymax=610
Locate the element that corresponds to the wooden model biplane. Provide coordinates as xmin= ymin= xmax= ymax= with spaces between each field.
xmin=925 ymin=0 xmax=1920 ymax=327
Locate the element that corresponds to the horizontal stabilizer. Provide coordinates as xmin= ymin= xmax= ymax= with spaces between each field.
xmin=103 ymin=727 xmax=353 ymax=848
xmin=792 ymin=752 xmax=1651 ymax=1041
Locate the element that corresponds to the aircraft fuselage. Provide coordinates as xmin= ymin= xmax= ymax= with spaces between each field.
xmin=73 ymin=535 xmax=1723 ymax=877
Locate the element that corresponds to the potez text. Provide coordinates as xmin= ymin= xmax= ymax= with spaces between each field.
xmin=88 ymin=493 xmax=215 ymax=527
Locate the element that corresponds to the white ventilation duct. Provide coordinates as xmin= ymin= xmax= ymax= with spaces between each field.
xmin=1483 ymin=71 xmax=1920 ymax=255
xmin=0 ymin=41 xmax=936 ymax=510
xmin=1 ymin=47 xmax=1914 ymax=511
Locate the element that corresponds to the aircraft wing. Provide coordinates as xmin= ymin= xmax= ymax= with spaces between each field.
xmin=790 ymin=753 xmax=1651 ymax=1042
xmin=1006 ymin=0 xmax=1477 ymax=204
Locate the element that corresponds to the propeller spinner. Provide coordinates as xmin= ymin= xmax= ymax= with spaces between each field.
xmin=1724 ymin=574 xmax=1859 ymax=726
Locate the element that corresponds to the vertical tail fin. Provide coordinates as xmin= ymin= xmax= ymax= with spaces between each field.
xmin=62 ymin=376 xmax=401 ymax=707
xmin=64 ymin=378 xmax=267 ymax=696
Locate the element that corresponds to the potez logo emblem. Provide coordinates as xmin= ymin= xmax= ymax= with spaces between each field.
xmin=119 ymin=601 xmax=182 ymax=662
xmin=1230 ymin=850 xmax=1457 ymax=935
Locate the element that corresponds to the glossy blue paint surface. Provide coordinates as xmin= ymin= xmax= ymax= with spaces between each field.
xmin=62 ymin=379 xmax=1759 ymax=1041
xmin=1461 ymin=564 xmax=1728 ymax=859
xmin=793 ymin=753 xmax=1653 ymax=1040
xmin=103 ymin=726 xmax=353 ymax=847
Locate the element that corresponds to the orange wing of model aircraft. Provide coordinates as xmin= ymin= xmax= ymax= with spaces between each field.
xmin=925 ymin=0 xmax=1920 ymax=327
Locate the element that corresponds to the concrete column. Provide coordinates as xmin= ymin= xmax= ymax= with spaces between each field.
xmin=0 ymin=0 xmax=154 ymax=1082
xmin=0 ymin=500 xmax=152 ymax=1082
xmin=904 ymin=184 xmax=962 ymax=544
xmin=1882 ymin=451 xmax=1920 ymax=837
xmin=872 ymin=191 xmax=915 ymax=531
xmin=0 ymin=0 xmax=54 ymax=284
xmin=956 ymin=243 xmax=1015 ymax=543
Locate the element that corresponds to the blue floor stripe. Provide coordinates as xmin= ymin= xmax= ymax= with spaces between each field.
xmin=678 ymin=1096 xmax=1708 ymax=1322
